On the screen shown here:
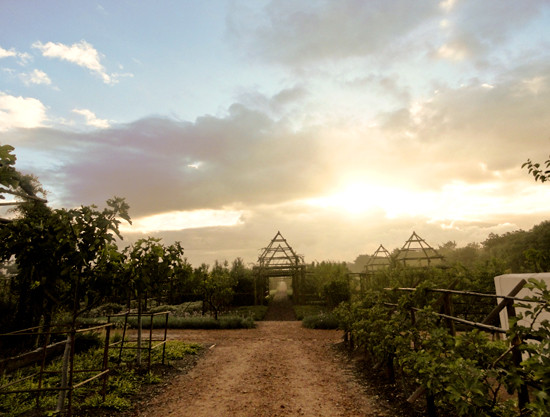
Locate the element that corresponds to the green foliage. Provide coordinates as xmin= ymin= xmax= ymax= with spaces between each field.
xmin=506 ymin=279 xmax=550 ymax=416
xmin=82 ymin=393 xmax=132 ymax=411
xmin=0 ymin=144 xmax=45 ymax=202
xmin=322 ymin=279 xmax=350 ymax=308
xmin=306 ymin=261 xmax=350 ymax=300
xmin=193 ymin=261 xmax=236 ymax=320
xmin=293 ymin=304 xmax=327 ymax=320
xmin=301 ymin=312 xmax=339 ymax=329
xmin=0 ymin=196 xmax=131 ymax=332
xmin=119 ymin=315 xmax=255 ymax=329
xmin=334 ymin=279 xmax=550 ymax=416
xmin=0 ymin=340 xmax=200 ymax=415
xmin=227 ymin=305 xmax=269 ymax=321
xmin=523 ymin=155 xmax=550 ymax=183
xmin=230 ymin=258 xmax=255 ymax=306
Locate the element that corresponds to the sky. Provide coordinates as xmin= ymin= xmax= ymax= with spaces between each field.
xmin=1 ymin=0 xmax=550 ymax=266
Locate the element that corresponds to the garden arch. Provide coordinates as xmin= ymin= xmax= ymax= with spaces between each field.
xmin=253 ymin=231 xmax=306 ymax=304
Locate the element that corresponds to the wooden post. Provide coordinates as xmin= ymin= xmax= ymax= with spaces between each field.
xmin=442 ymin=293 xmax=456 ymax=336
xmin=148 ymin=313 xmax=154 ymax=369
xmin=101 ymin=325 xmax=111 ymax=401
xmin=506 ymin=303 xmax=529 ymax=412
xmin=67 ymin=329 xmax=76 ymax=417
xmin=481 ymin=279 xmax=526 ymax=326
xmin=162 ymin=312 xmax=169 ymax=365
xmin=426 ymin=392 xmax=437 ymax=417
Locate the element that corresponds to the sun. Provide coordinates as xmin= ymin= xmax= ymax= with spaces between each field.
xmin=306 ymin=182 xmax=414 ymax=215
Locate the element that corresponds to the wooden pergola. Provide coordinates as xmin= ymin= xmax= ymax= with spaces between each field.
xmin=365 ymin=244 xmax=391 ymax=274
xmin=395 ymin=231 xmax=444 ymax=267
xmin=253 ymin=231 xmax=306 ymax=304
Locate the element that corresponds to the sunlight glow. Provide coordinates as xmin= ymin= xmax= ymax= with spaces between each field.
xmin=120 ymin=209 xmax=244 ymax=234
xmin=305 ymin=181 xmax=550 ymax=224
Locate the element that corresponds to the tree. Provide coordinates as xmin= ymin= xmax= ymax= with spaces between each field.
xmin=307 ymin=261 xmax=350 ymax=299
xmin=164 ymin=242 xmax=194 ymax=304
xmin=0 ymin=197 xmax=131 ymax=332
xmin=522 ymin=155 xmax=550 ymax=183
xmin=230 ymin=257 xmax=254 ymax=305
xmin=0 ymin=144 xmax=46 ymax=205
xmin=123 ymin=237 xmax=188 ymax=365
xmin=194 ymin=261 xmax=236 ymax=320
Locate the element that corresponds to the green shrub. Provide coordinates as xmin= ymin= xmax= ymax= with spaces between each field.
xmin=86 ymin=302 xmax=125 ymax=318
xmin=302 ymin=313 xmax=339 ymax=329
xmin=227 ymin=305 xmax=268 ymax=321
xmin=123 ymin=315 xmax=255 ymax=329
xmin=293 ymin=304 xmax=327 ymax=320
xmin=148 ymin=301 xmax=202 ymax=316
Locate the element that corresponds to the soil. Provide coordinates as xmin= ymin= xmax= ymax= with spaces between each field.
xmin=124 ymin=292 xmax=418 ymax=417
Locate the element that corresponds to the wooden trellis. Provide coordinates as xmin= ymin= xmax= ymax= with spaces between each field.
xmin=253 ymin=231 xmax=306 ymax=304
xmin=361 ymin=244 xmax=392 ymax=292
xmin=395 ymin=231 xmax=444 ymax=268
xmin=365 ymin=244 xmax=391 ymax=274
xmin=0 ymin=323 xmax=113 ymax=417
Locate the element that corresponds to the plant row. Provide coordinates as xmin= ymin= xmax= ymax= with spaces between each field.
xmin=333 ymin=279 xmax=550 ymax=417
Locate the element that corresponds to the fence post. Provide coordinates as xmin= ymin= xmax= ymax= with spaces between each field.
xmin=102 ymin=325 xmax=111 ymax=401
xmin=442 ymin=293 xmax=456 ymax=336
xmin=481 ymin=279 xmax=526 ymax=326
xmin=162 ymin=312 xmax=169 ymax=365
xmin=426 ymin=392 xmax=437 ymax=417
xmin=148 ymin=313 xmax=154 ymax=369
xmin=506 ymin=303 xmax=529 ymax=413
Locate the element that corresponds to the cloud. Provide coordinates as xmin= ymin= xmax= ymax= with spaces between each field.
xmin=0 ymin=46 xmax=16 ymax=59
xmin=4 ymin=59 xmax=550 ymax=264
xmin=32 ymin=40 xmax=115 ymax=84
xmin=374 ymin=65 xmax=550 ymax=187
xmin=20 ymin=69 xmax=52 ymax=86
xmin=435 ymin=0 xmax=548 ymax=63
xmin=72 ymin=108 xmax=110 ymax=129
xmin=0 ymin=92 xmax=47 ymax=131
xmin=120 ymin=209 xmax=245 ymax=234
xmin=229 ymin=0 xmax=440 ymax=66
xmin=0 ymin=45 xmax=31 ymax=64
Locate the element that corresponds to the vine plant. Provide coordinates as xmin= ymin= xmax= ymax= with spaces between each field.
xmin=335 ymin=279 xmax=550 ymax=416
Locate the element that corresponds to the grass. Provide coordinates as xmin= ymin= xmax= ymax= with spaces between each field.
xmin=0 ymin=338 xmax=202 ymax=416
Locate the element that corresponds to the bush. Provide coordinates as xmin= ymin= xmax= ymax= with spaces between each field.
xmin=227 ymin=305 xmax=268 ymax=321
xmin=148 ymin=301 xmax=202 ymax=316
xmin=122 ymin=315 xmax=255 ymax=330
xmin=86 ymin=302 xmax=125 ymax=318
xmin=293 ymin=304 xmax=327 ymax=320
xmin=302 ymin=313 xmax=339 ymax=329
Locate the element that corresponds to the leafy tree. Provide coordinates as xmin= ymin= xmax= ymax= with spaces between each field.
xmin=230 ymin=257 xmax=254 ymax=305
xmin=123 ymin=238 xmax=189 ymax=364
xmin=322 ymin=279 xmax=350 ymax=308
xmin=0 ymin=197 xmax=130 ymax=332
xmin=0 ymin=144 xmax=45 ymax=204
xmin=194 ymin=261 xmax=236 ymax=319
xmin=523 ymin=155 xmax=550 ymax=183
xmin=306 ymin=261 xmax=350 ymax=299
xmin=164 ymin=242 xmax=194 ymax=304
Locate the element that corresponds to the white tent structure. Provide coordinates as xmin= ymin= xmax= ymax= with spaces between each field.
xmin=494 ymin=273 xmax=550 ymax=331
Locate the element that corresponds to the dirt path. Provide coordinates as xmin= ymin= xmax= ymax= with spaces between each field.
xmin=133 ymin=294 xmax=391 ymax=417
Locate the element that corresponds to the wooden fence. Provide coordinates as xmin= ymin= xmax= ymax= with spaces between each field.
xmin=345 ymin=279 xmax=547 ymax=416
xmin=0 ymin=323 xmax=113 ymax=416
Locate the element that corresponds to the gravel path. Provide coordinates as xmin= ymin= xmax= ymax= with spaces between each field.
xmin=132 ymin=293 xmax=392 ymax=417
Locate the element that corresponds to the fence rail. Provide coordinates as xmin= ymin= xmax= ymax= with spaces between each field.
xmin=0 ymin=322 xmax=114 ymax=416
xmin=344 ymin=279 xmax=542 ymax=415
